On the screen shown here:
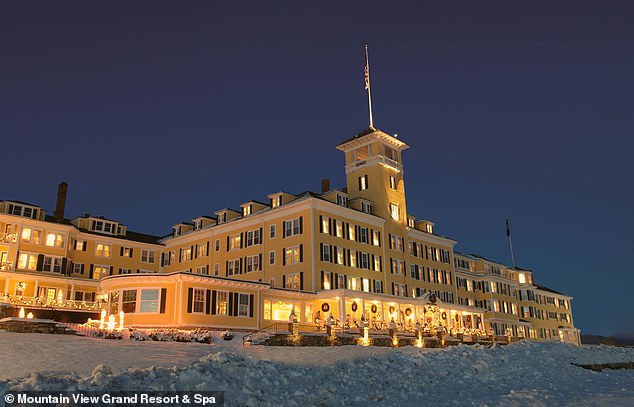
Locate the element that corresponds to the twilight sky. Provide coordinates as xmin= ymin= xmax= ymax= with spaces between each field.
xmin=1 ymin=1 xmax=632 ymax=335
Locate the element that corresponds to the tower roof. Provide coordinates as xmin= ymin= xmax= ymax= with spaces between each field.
xmin=336 ymin=127 xmax=409 ymax=151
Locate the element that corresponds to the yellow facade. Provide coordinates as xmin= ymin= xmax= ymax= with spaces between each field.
xmin=0 ymin=127 xmax=579 ymax=344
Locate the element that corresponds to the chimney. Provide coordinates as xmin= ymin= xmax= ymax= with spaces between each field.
xmin=321 ymin=178 xmax=330 ymax=193
xmin=342 ymin=187 xmax=348 ymax=193
xmin=55 ymin=182 xmax=68 ymax=221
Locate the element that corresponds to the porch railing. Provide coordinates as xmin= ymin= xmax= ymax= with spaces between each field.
xmin=0 ymin=294 xmax=104 ymax=311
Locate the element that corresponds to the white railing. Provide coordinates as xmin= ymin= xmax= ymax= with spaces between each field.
xmin=0 ymin=294 xmax=105 ymax=311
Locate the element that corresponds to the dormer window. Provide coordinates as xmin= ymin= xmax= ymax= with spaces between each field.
xmin=218 ymin=213 xmax=227 ymax=224
xmin=173 ymin=226 xmax=181 ymax=237
xmin=336 ymin=194 xmax=347 ymax=207
xmin=361 ymin=202 xmax=372 ymax=214
xmin=407 ymin=217 xmax=415 ymax=228
xmin=425 ymin=224 xmax=433 ymax=234
xmin=92 ymin=220 xmax=116 ymax=234
xmin=7 ymin=203 xmax=39 ymax=219
xmin=271 ymin=196 xmax=282 ymax=208
xmin=243 ymin=205 xmax=252 ymax=216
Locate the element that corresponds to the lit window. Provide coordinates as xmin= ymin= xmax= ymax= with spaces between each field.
xmin=75 ymin=240 xmax=85 ymax=250
xmin=354 ymin=145 xmax=369 ymax=161
xmin=17 ymin=253 xmax=37 ymax=270
xmin=45 ymin=233 xmax=64 ymax=248
xmin=321 ymin=216 xmax=330 ymax=234
xmin=216 ymin=291 xmax=228 ymax=315
xmin=229 ymin=234 xmax=241 ymax=250
xmin=372 ymin=230 xmax=380 ymax=246
xmin=93 ymin=265 xmax=109 ymax=279
xmin=271 ymin=195 xmax=282 ymax=208
xmin=197 ymin=244 xmax=207 ymax=257
xmin=95 ymin=243 xmax=111 ymax=257
xmin=285 ymin=272 xmax=301 ymax=290
xmin=390 ymin=203 xmax=399 ymax=221
xmin=426 ymin=224 xmax=433 ymax=234
xmin=390 ymin=176 xmax=397 ymax=190
xmin=336 ymin=247 xmax=344 ymax=265
xmin=323 ymin=272 xmax=332 ymax=290
xmin=21 ymin=228 xmax=41 ymax=244
xmin=384 ymin=145 xmax=397 ymax=161
xmin=243 ymin=205 xmax=252 ymax=216
xmin=284 ymin=246 xmax=301 ymax=265
xmin=361 ymin=202 xmax=372 ymax=214
xmin=359 ymin=175 xmax=368 ymax=191
xmin=122 ymin=290 xmax=137 ymax=313
xmin=348 ymin=224 xmax=356 ymax=241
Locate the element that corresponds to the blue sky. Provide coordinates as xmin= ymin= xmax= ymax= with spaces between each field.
xmin=1 ymin=1 xmax=632 ymax=335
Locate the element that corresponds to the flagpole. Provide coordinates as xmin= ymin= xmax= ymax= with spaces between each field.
xmin=506 ymin=218 xmax=516 ymax=268
xmin=365 ymin=45 xmax=374 ymax=129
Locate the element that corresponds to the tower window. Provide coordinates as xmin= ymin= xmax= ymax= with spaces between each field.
xmin=384 ymin=145 xmax=397 ymax=161
xmin=354 ymin=145 xmax=369 ymax=161
xmin=389 ymin=176 xmax=397 ymax=190
xmin=390 ymin=203 xmax=399 ymax=221
xmin=359 ymin=175 xmax=368 ymax=191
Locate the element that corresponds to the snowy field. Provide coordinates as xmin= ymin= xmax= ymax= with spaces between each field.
xmin=1 ymin=331 xmax=634 ymax=406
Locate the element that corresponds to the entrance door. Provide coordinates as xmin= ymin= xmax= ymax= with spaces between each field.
xmin=38 ymin=287 xmax=56 ymax=304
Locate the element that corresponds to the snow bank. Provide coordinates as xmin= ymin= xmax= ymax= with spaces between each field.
xmin=2 ymin=337 xmax=634 ymax=406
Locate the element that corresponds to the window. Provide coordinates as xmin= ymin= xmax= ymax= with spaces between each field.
xmin=270 ymin=225 xmax=276 ymax=238
xmin=141 ymin=250 xmax=155 ymax=263
xmin=374 ymin=280 xmax=383 ymax=294
xmin=426 ymin=224 xmax=433 ymax=233
xmin=374 ymin=256 xmax=381 ymax=271
xmin=196 ymin=243 xmax=207 ymax=258
xmin=9 ymin=204 xmax=38 ymax=219
xmin=121 ymin=247 xmax=132 ymax=257
xmin=21 ymin=228 xmax=41 ymax=244
xmin=243 ymin=205 xmax=251 ymax=216
xmin=217 ymin=213 xmax=227 ymax=224
xmin=215 ymin=239 xmax=220 ymax=251
xmin=246 ymin=255 xmax=260 ymax=273
xmin=73 ymin=263 xmax=84 ymax=274
xmin=384 ymin=145 xmax=397 ymax=161
xmin=353 ymin=145 xmax=369 ymax=161
xmin=348 ymin=224 xmax=356 ymax=241
xmin=42 ymin=256 xmax=62 ymax=273
xmin=45 ymin=233 xmax=64 ymax=248
xmin=336 ymin=195 xmax=348 ymax=207
xmin=214 ymin=263 xmax=220 ymax=276
xmin=407 ymin=218 xmax=415 ymax=228
xmin=336 ymin=247 xmax=344 ymax=265
xmin=322 ymin=271 xmax=332 ymax=290
xmin=321 ymin=244 xmax=331 ymax=262
xmin=192 ymin=288 xmax=205 ymax=313
xmin=390 ymin=176 xmax=397 ymax=190
xmin=181 ymin=247 xmax=192 ymax=261
xmin=92 ymin=220 xmax=116 ymax=234
xmin=359 ymin=227 xmax=369 ymax=243
xmin=93 ymin=265 xmax=109 ymax=280
xmin=122 ymin=290 xmax=137 ymax=313
xmin=195 ymin=265 xmax=209 ymax=275
xmin=391 ymin=259 xmax=405 ymax=275
xmin=349 ymin=252 xmax=357 ymax=267
xmin=227 ymin=259 xmax=240 ymax=276
xmin=390 ymin=203 xmax=399 ymax=221
xmin=358 ymin=175 xmax=368 ymax=191
xmin=216 ymin=291 xmax=228 ymax=315
xmin=359 ymin=252 xmax=369 ymax=269
xmin=246 ymin=229 xmax=262 ymax=246
xmin=347 ymin=276 xmax=361 ymax=291
xmin=269 ymin=251 xmax=275 ymax=265
xmin=361 ymin=202 xmax=372 ymax=214
xmin=284 ymin=218 xmax=301 ymax=237
xmin=74 ymin=240 xmax=85 ymax=251
xmin=238 ymin=293 xmax=250 ymax=317
xmin=271 ymin=195 xmax=282 ymax=208
xmin=285 ymin=272 xmax=301 ymax=290
xmin=372 ymin=230 xmax=380 ymax=246
xmin=390 ymin=234 xmax=404 ymax=251
xmin=284 ymin=246 xmax=301 ymax=265
xmin=17 ymin=253 xmax=37 ymax=270
xmin=140 ymin=289 xmax=159 ymax=313
xmin=119 ymin=268 xmax=131 ymax=274
xmin=96 ymin=243 xmax=111 ymax=257
xmin=335 ymin=221 xmax=343 ymax=238
xmin=321 ymin=216 xmax=330 ymax=234
xmin=393 ymin=283 xmax=406 ymax=297
xmin=229 ymin=234 xmax=241 ymax=250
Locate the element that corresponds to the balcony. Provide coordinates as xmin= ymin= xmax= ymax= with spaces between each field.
xmin=0 ymin=294 xmax=105 ymax=312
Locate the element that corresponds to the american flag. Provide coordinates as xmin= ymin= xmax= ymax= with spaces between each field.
xmin=364 ymin=63 xmax=370 ymax=90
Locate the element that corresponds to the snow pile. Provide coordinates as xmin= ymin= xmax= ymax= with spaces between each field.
xmin=2 ymin=341 xmax=634 ymax=406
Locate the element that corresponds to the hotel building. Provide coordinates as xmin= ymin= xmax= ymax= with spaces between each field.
xmin=0 ymin=127 xmax=580 ymax=344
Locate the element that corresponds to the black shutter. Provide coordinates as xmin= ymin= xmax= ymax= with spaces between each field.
xmin=389 ymin=234 xmax=393 ymax=249
xmin=283 ymin=221 xmax=287 ymax=238
xmin=377 ymin=231 xmax=381 ymax=247
xmin=187 ymin=287 xmax=193 ymax=313
xmin=179 ymin=248 xmax=182 ymax=262
xmin=206 ymin=241 xmax=210 ymax=255
xmin=239 ymin=258 xmax=243 ymax=274
xmin=405 ymin=285 xmax=409 ymax=297
xmin=379 ymin=256 xmax=383 ymax=272
xmin=129 ymin=248 xmax=133 ymax=258
xmin=282 ymin=248 xmax=286 ymax=266
xmin=344 ymin=275 xmax=348 ymax=288
xmin=82 ymin=241 xmax=87 ymax=251
xmin=329 ymin=245 xmax=333 ymax=263
xmin=89 ymin=264 xmax=94 ymax=279
xmin=118 ymin=268 xmax=122 ymax=275
xmin=61 ymin=258 xmax=67 ymax=274
xmin=358 ymin=176 xmax=361 ymax=191
xmin=299 ymin=217 xmax=303 ymax=234
xmin=160 ymin=288 xmax=167 ymax=313
xmin=249 ymin=294 xmax=254 ymax=317
xmin=321 ymin=270 xmax=325 ymax=289
xmin=334 ymin=273 xmax=338 ymax=289
xmin=195 ymin=244 xmax=198 ymax=259
xmin=161 ymin=253 xmax=165 ymax=267
xmin=356 ymin=251 xmax=360 ymax=268
xmin=391 ymin=282 xmax=395 ymax=295
xmin=240 ymin=233 xmax=243 ymax=248
xmin=390 ymin=259 xmax=394 ymax=274
xmin=282 ymin=275 xmax=286 ymax=288
xmin=205 ymin=290 xmax=211 ymax=314
xmin=211 ymin=290 xmax=217 ymax=315
xmin=36 ymin=254 xmax=44 ymax=270
xmin=233 ymin=293 xmax=239 ymax=316
xmin=81 ymin=264 xmax=85 ymax=274
xmin=109 ymin=266 xmax=113 ymax=276
xmin=319 ymin=216 xmax=323 ymax=233
xmin=226 ymin=236 xmax=230 ymax=251
xmin=120 ymin=247 xmax=124 ymax=256
xmin=300 ymin=272 xmax=304 ymax=290
xmin=371 ymin=254 xmax=375 ymax=271
xmin=329 ymin=218 xmax=333 ymax=235
xmin=355 ymin=225 xmax=359 ymax=242
xmin=320 ymin=243 xmax=324 ymax=261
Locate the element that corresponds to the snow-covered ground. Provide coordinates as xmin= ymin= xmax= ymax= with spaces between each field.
xmin=1 ymin=331 xmax=634 ymax=406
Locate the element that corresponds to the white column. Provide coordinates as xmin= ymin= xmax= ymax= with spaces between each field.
xmin=4 ymin=278 xmax=10 ymax=296
xmin=70 ymin=284 xmax=75 ymax=302
xmin=34 ymin=280 xmax=40 ymax=298
xmin=339 ymin=294 xmax=345 ymax=325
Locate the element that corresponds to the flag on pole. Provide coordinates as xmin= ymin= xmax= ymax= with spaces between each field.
xmin=505 ymin=218 xmax=511 ymax=237
xmin=364 ymin=60 xmax=370 ymax=90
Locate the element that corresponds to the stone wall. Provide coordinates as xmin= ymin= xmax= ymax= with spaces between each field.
xmin=0 ymin=318 xmax=75 ymax=335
